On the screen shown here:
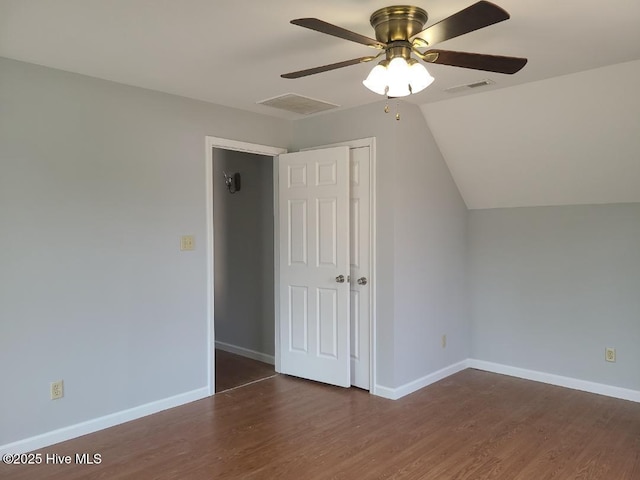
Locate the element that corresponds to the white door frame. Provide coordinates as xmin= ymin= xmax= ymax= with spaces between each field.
xmin=302 ymin=137 xmax=377 ymax=393
xmin=205 ymin=136 xmax=287 ymax=395
xmin=205 ymin=136 xmax=377 ymax=396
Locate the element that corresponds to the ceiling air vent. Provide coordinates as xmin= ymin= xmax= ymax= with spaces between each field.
xmin=257 ymin=93 xmax=339 ymax=115
xmin=445 ymin=79 xmax=495 ymax=94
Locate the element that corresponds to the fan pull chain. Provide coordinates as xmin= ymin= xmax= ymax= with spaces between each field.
xmin=384 ymin=99 xmax=401 ymax=120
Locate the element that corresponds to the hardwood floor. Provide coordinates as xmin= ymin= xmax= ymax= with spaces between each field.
xmin=215 ymin=349 xmax=275 ymax=393
xmin=2 ymin=369 xmax=639 ymax=479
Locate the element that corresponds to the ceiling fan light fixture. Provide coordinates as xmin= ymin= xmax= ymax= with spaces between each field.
xmin=385 ymin=57 xmax=411 ymax=97
xmin=362 ymin=61 xmax=389 ymax=95
xmin=362 ymin=57 xmax=433 ymax=97
xmin=284 ymin=3 xmax=528 ymax=87
xmin=407 ymin=60 xmax=434 ymax=94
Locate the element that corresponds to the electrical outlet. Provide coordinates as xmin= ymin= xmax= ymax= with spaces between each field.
xmin=50 ymin=380 xmax=64 ymax=400
xmin=180 ymin=235 xmax=195 ymax=251
xmin=442 ymin=334 xmax=447 ymax=348
xmin=605 ymin=347 xmax=616 ymax=363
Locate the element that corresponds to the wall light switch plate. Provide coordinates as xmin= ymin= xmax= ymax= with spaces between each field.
xmin=180 ymin=235 xmax=195 ymax=251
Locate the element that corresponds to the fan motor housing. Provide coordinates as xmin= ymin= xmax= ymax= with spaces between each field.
xmin=370 ymin=5 xmax=428 ymax=43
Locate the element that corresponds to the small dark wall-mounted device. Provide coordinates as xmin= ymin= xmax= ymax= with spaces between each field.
xmin=223 ymin=171 xmax=241 ymax=194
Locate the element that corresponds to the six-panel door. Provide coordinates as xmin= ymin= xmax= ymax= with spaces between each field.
xmin=278 ymin=147 xmax=351 ymax=387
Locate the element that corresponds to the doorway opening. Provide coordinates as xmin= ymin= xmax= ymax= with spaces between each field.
xmin=206 ymin=138 xmax=286 ymax=395
xmin=212 ymin=147 xmax=276 ymax=392
xmin=205 ymin=136 xmax=376 ymax=396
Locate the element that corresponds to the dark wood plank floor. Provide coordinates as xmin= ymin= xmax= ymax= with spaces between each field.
xmin=2 ymin=369 xmax=639 ymax=479
xmin=215 ymin=349 xmax=275 ymax=393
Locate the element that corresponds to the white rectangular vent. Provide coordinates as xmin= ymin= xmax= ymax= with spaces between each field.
xmin=445 ymin=79 xmax=495 ymax=94
xmin=258 ymin=93 xmax=339 ymax=115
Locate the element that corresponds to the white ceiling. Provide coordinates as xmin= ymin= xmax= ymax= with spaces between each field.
xmin=2 ymin=0 xmax=640 ymax=208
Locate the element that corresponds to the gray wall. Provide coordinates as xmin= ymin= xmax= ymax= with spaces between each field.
xmin=213 ymin=149 xmax=274 ymax=356
xmin=293 ymin=101 xmax=470 ymax=389
xmin=0 ymin=57 xmax=290 ymax=445
xmin=391 ymin=104 xmax=469 ymax=386
xmin=469 ymin=204 xmax=640 ymax=390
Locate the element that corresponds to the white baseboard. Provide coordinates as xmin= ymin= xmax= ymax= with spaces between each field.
xmin=373 ymin=360 xmax=468 ymax=400
xmin=0 ymin=387 xmax=209 ymax=456
xmin=215 ymin=341 xmax=275 ymax=365
xmin=371 ymin=384 xmax=396 ymax=399
xmin=373 ymin=358 xmax=640 ymax=403
xmin=467 ymin=359 xmax=640 ymax=403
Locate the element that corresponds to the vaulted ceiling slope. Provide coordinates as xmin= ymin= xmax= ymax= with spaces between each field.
xmin=1 ymin=0 xmax=639 ymax=209
xmin=423 ymin=60 xmax=640 ymax=209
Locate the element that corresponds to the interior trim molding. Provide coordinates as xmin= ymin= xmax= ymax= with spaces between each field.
xmin=374 ymin=360 xmax=469 ymax=400
xmin=215 ymin=341 xmax=275 ymax=365
xmin=374 ymin=359 xmax=640 ymax=403
xmin=205 ymin=136 xmax=287 ymax=396
xmin=371 ymin=384 xmax=396 ymax=399
xmin=0 ymin=387 xmax=209 ymax=456
xmin=467 ymin=359 xmax=640 ymax=403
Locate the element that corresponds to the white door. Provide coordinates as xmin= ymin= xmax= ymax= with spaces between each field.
xmin=278 ymin=147 xmax=351 ymax=387
xmin=349 ymin=146 xmax=370 ymax=389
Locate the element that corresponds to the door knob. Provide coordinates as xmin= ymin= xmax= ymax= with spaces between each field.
xmin=357 ymin=277 xmax=367 ymax=285
xmin=335 ymin=275 xmax=345 ymax=283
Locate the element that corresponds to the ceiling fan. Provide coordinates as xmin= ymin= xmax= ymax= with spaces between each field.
xmin=281 ymin=1 xmax=527 ymax=97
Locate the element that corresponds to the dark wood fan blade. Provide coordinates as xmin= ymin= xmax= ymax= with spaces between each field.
xmin=281 ymin=56 xmax=377 ymax=79
xmin=425 ymin=49 xmax=527 ymax=74
xmin=291 ymin=18 xmax=386 ymax=49
xmin=414 ymin=1 xmax=510 ymax=47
